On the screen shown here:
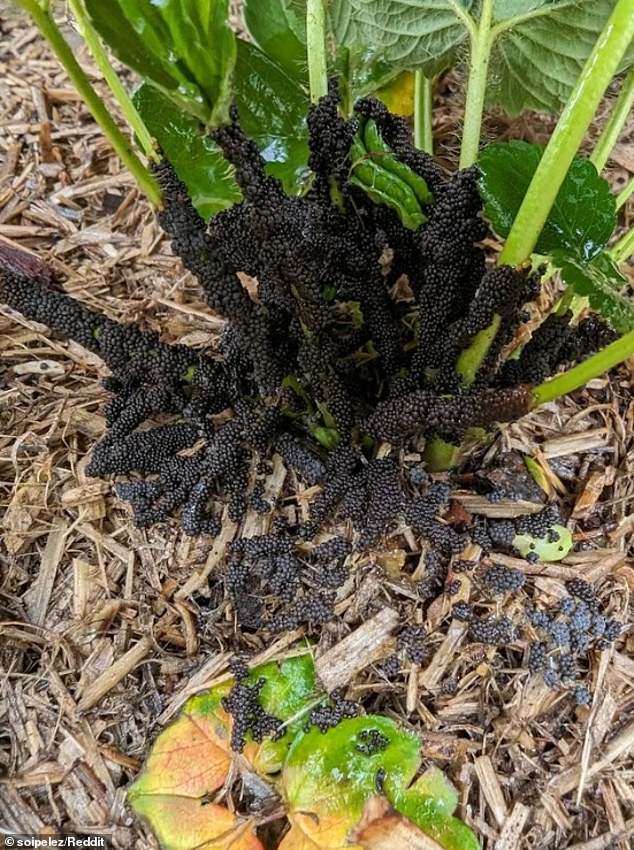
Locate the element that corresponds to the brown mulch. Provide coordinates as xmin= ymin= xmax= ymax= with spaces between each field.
xmin=1 ymin=6 xmax=634 ymax=850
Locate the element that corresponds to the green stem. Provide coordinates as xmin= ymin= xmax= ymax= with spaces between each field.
xmin=533 ymin=329 xmax=634 ymax=405
xmin=456 ymin=312 xmax=501 ymax=386
xmin=610 ymin=224 xmax=634 ymax=264
xmin=499 ymin=0 xmax=634 ymax=268
xmin=554 ymin=285 xmax=576 ymax=317
xmin=16 ymin=0 xmax=161 ymax=206
xmin=67 ymin=0 xmax=158 ymax=162
xmin=414 ymin=70 xmax=434 ymax=154
xmin=616 ymin=173 xmax=634 ymax=210
xmin=459 ymin=0 xmax=494 ymax=169
xmin=306 ymin=0 xmax=328 ymax=104
xmin=590 ymin=67 xmax=634 ymax=173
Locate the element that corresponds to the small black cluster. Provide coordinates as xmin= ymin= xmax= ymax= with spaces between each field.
xmin=482 ymin=563 xmax=527 ymax=594
xmin=515 ymin=505 xmax=562 ymax=540
xmin=355 ymin=728 xmax=390 ymax=756
xmin=269 ymin=591 xmax=336 ymax=633
xmin=225 ymin=524 xmax=350 ymax=631
xmin=380 ymin=654 xmax=402 ymax=678
xmin=526 ymin=581 xmax=622 ymax=703
xmin=468 ymin=615 xmax=518 ymax=645
xmin=473 ymin=505 xmax=566 ymax=562
xmin=222 ymin=676 xmax=283 ymax=753
xmin=306 ymin=689 xmax=361 ymax=732
xmin=397 ymin=624 xmax=429 ymax=664
xmin=453 ymin=601 xmax=474 ymax=622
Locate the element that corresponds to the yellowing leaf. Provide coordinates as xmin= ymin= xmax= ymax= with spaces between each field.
xmin=132 ymin=795 xmax=263 ymax=850
xmin=279 ymin=810 xmax=364 ymax=850
xmin=129 ymin=655 xmax=316 ymax=850
xmin=129 ymin=691 xmax=233 ymax=799
xmin=375 ymin=71 xmax=415 ymax=116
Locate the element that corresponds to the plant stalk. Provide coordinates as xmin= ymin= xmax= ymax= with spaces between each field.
xmin=590 ymin=67 xmax=634 ymax=173
xmin=459 ymin=0 xmax=494 ymax=168
xmin=499 ymin=0 xmax=634 ymax=268
xmin=610 ymin=225 xmax=634 ymax=264
xmin=456 ymin=313 xmax=501 ymax=386
xmin=67 ymin=0 xmax=158 ymax=162
xmin=616 ymin=173 xmax=634 ymax=210
xmin=533 ymin=330 xmax=634 ymax=405
xmin=15 ymin=0 xmax=161 ymax=205
xmin=414 ymin=70 xmax=434 ymax=154
xmin=306 ymin=0 xmax=328 ymax=103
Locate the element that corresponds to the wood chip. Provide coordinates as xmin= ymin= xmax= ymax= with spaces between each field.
xmin=23 ymin=519 xmax=69 ymax=626
xmin=542 ymin=428 xmax=611 ymax=458
xmin=419 ymin=621 xmax=467 ymax=691
xmin=474 ymin=755 xmax=508 ymax=828
xmin=315 ymin=608 xmax=399 ymax=693
xmin=175 ymin=514 xmax=237 ymax=600
xmin=76 ymin=636 xmax=154 ymax=713
xmin=572 ymin=468 xmax=615 ymax=518
xmin=452 ymin=494 xmax=543 ymax=518
xmin=495 ymin=802 xmax=530 ymax=849
xmin=549 ymin=718 xmax=634 ymax=796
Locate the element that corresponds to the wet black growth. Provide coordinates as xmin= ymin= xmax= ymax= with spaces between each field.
xmin=222 ymin=676 xmax=283 ymax=752
xmin=307 ymin=689 xmax=361 ymax=732
xmin=0 ymin=85 xmax=615 ymax=613
xmin=525 ymin=584 xmax=622 ymax=703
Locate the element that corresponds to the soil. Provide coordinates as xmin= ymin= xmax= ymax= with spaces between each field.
xmin=1 ymin=5 xmax=634 ymax=849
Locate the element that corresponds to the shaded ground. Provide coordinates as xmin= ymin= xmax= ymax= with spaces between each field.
xmin=1 ymin=6 xmax=634 ymax=849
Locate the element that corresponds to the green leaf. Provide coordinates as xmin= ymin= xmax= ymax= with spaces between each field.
xmin=553 ymin=252 xmax=634 ymax=334
xmin=400 ymin=767 xmax=459 ymax=817
xmin=489 ymin=0 xmax=634 ymax=114
xmin=393 ymin=767 xmax=480 ymax=850
xmin=234 ymin=40 xmax=311 ymax=195
xmin=478 ymin=141 xmax=616 ymax=262
xmin=493 ymin=0 xmax=545 ymax=18
xmin=244 ymin=0 xmax=308 ymax=78
xmin=347 ymin=0 xmax=474 ymax=76
xmin=134 ymin=39 xmax=311 ymax=214
xmin=246 ymin=654 xmax=318 ymax=774
xmin=281 ymin=716 xmax=422 ymax=848
xmin=134 ymin=83 xmax=241 ymax=221
xmin=346 ymin=0 xmax=634 ymax=113
xmin=514 ymin=524 xmax=573 ymax=562
xmin=333 ymin=0 xmax=407 ymax=102
xmin=84 ymin=0 xmax=236 ymax=125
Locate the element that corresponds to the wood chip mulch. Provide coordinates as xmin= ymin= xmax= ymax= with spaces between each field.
xmin=1 ymin=8 xmax=634 ymax=850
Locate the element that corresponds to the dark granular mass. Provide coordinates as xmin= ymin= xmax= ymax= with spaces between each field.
xmin=482 ymin=563 xmax=527 ymax=594
xmin=380 ymin=654 xmax=402 ymax=679
xmin=307 ymin=689 xmax=361 ymax=732
xmin=523 ymin=583 xmax=622 ymax=700
xmin=1 ymin=82 xmax=620 ymax=653
xmin=515 ymin=505 xmax=562 ymax=539
xmin=355 ymin=728 xmax=390 ymax=755
xmin=224 ymin=523 xmax=352 ymax=629
xmin=268 ymin=591 xmax=336 ymax=633
xmin=566 ymin=578 xmax=599 ymax=609
xmin=453 ymin=601 xmax=474 ymax=622
xmin=469 ymin=616 xmax=517 ymax=645
xmin=398 ymin=625 xmax=429 ymax=663
xmin=222 ymin=677 xmax=283 ymax=752
xmin=228 ymin=655 xmax=251 ymax=682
